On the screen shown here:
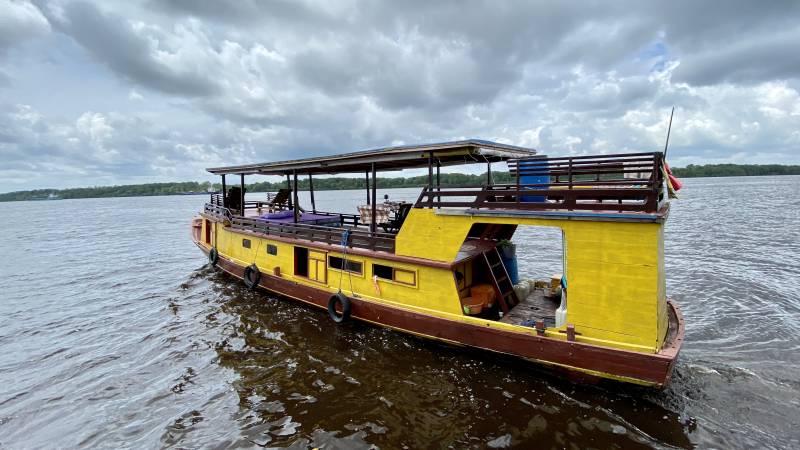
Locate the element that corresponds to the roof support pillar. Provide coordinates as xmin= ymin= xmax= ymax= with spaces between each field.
xmin=286 ymin=173 xmax=292 ymax=209
xmin=436 ymin=160 xmax=441 ymax=209
xmin=487 ymin=162 xmax=492 ymax=185
xmin=428 ymin=151 xmax=434 ymax=208
xmin=370 ymin=163 xmax=377 ymax=234
xmin=292 ymin=170 xmax=299 ymax=223
xmin=365 ymin=170 xmax=370 ymax=205
xmin=221 ymin=174 xmax=227 ymax=208
xmin=240 ymin=173 xmax=245 ymax=216
xmin=308 ymin=173 xmax=316 ymax=213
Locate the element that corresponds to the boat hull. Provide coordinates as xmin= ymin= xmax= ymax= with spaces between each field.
xmin=194 ymin=238 xmax=684 ymax=388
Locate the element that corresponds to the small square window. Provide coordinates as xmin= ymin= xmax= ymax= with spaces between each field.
xmin=267 ymin=244 xmax=277 ymax=255
xmin=242 ymin=239 xmax=251 ymax=248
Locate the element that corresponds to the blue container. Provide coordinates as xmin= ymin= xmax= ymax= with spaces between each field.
xmin=519 ymin=157 xmax=550 ymax=202
xmin=500 ymin=253 xmax=520 ymax=285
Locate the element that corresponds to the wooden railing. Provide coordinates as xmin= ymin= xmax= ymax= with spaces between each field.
xmin=416 ymin=152 xmax=665 ymax=213
xmin=203 ymin=203 xmax=396 ymax=252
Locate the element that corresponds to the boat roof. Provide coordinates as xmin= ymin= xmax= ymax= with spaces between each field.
xmin=206 ymin=139 xmax=536 ymax=175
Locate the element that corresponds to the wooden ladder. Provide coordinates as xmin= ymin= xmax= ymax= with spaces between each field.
xmin=482 ymin=247 xmax=519 ymax=314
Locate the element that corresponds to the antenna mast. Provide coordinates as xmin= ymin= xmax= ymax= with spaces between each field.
xmin=663 ymin=106 xmax=674 ymax=160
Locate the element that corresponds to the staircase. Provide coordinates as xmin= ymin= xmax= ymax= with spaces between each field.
xmin=482 ymin=247 xmax=519 ymax=314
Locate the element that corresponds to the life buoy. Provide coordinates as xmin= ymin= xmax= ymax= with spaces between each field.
xmin=243 ymin=264 xmax=261 ymax=289
xmin=208 ymin=248 xmax=219 ymax=266
xmin=327 ymin=292 xmax=351 ymax=323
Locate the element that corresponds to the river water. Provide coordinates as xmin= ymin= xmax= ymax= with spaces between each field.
xmin=1 ymin=176 xmax=798 ymax=449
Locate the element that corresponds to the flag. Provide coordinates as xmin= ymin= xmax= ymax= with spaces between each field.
xmin=663 ymin=162 xmax=682 ymax=199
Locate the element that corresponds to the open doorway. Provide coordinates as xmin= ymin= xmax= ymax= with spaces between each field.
xmin=454 ymin=224 xmax=565 ymax=328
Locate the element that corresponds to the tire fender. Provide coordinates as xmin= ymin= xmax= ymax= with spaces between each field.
xmin=208 ymin=248 xmax=219 ymax=267
xmin=243 ymin=264 xmax=261 ymax=290
xmin=327 ymin=292 xmax=351 ymax=323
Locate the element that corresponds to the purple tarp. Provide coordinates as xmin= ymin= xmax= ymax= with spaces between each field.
xmin=258 ymin=211 xmax=341 ymax=225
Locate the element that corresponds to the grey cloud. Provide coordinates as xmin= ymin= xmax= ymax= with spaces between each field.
xmin=672 ymin=29 xmax=800 ymax=85
xmin=0 ymin=0 xmax=51 ymax=52
xmin=43 ymin=1 xmax=219 ymax=97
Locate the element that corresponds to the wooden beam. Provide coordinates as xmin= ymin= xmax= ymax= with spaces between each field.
xmin=370 ymin=163 xmax=377 ymax=233
xmin=221 ymin=174 xmax=227 ymax=208
xmin=286 ymin=173 xmax=293 ymax=209
xmin=428 ymin=151 xmax=434 ymax=208
xmin=239 ymin=173 xmax=245 ymax=216
xmin=365 ymin=170 xmax=370 ymax=205
xmin=292 ymin=170 xmax=299 ymax=223
xmin=308 ymin=173 xmax=316 ymax=213
xmin=436 ymin=160 xmax=441 ymax=209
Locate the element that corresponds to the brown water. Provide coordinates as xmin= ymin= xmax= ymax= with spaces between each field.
xmin=1 ymin=177 xmax=799 ymax=449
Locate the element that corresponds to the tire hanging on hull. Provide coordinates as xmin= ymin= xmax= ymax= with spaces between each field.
xmin=208 ymin=248 xmax=219 ymax=267
xmin=328 ymin=292 xmax=351 ymax=323
xmin=243 ymin=264 xmax=261 ymax=290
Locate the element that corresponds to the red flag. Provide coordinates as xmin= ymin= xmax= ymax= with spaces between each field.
xmin=664 ymin=162 xmax=683 ymax=191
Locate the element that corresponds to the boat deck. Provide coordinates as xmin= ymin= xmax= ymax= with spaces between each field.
xmin=500 ymin=287 xmax=560 ymax=327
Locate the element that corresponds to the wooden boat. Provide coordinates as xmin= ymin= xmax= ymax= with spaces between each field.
xmin=191 ymin=140 xmax=684 ymax=387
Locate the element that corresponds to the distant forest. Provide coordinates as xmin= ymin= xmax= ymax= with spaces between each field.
xmin=1 ymin=164 xmax=798 ymax=202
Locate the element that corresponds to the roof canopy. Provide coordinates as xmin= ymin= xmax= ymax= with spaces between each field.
xmin=206 ymin=139 xmax=536 ymax=176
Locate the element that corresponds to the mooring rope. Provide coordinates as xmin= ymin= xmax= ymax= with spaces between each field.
xmin=338 ymin=229 xmax=355 ymax=296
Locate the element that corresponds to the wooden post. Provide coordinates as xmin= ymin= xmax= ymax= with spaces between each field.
xmin=370 ymin=163 xmax=377 ymax=234
xmin=487 ymin=162 xmax=492 ymax=185
xmin=566 ymin=324 xmax=576 ymax=342
xmin=427 ymin=151 xmax=434 ymax=208
xmin=365 ymin=170 xmax=370 ymax=205
xmin=535 ymin=319 xmax=546 ymax=336
xmin=308 ymin=173 xmax=316 ymax=213
xmin=221 ymin=174 xmax=227 ymax=207
xmin=436 ymin=160 xmax=441 ymax=209
xmin=286 ymin=173 xmax=292 ymax=209
xmin=292 ymin=170 xmax=299 ymax=223
xmin=239 ymin=173 xmax=245 ymax=216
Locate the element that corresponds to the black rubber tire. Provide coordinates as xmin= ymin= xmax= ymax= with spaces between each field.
xmin=243 ymin=264 xmax=261 ymax=290
xmin=208 ymin=248 xmax=219 ymax=267
xmin=327 ymin=292 xmax=351 ymax=323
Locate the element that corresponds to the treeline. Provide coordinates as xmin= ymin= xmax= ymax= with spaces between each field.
xmin=2 ymin=164 xmax=798 ymax=202
xmin=0 ymin=173 xmax=508 ymax=202
xmin=0 ymin=181 xmax=215 ymax=202
xmin=670 ymin=164 xmax=800 ymax=178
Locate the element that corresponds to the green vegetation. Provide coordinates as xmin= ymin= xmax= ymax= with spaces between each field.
xmin=670 ymin=164 xmax=800 ymax=178
xmin=0 ymin=182 xmax=216 ymax=202
xmin=1 ymin=164 xmax=798 ymax=202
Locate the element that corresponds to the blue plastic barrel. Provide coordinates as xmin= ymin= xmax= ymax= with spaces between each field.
xmin=500 ymin=253 xmax=520 ymax=285
xmin=518 ymin=156 xmax=550 ymax=202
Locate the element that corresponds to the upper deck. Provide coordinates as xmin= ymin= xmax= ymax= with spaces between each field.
xmin=201 ymin=141 xmax=668 ymax=257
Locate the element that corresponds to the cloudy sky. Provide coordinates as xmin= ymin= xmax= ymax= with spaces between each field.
xmin=1 ymin=0 xmax=799 ymax=191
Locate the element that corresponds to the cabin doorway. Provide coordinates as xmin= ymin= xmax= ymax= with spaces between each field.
xmin=456 ymin=224 xmax=565 ymax=328
xmin=294 ymin=246 xmax=327 ymax=283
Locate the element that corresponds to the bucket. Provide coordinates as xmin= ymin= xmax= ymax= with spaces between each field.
xmin=462 ymin=296 xmax=483 ymax=315
xmin=470 ymin=284 xmax=495 ymax=308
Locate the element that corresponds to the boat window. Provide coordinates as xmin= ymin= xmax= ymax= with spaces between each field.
xmin=373 ymin=263 xmax=417 ymax=286
xmin=373 ymin=264 xmax=393 ymax=280
xmin=294 ymin=247 xmax=309 ymax=277
xmin=266 ymin=244 xmax=277 ymax=255
xmin=242 ymin=238 xmax=251 ymax=248
xmin=328 ymin=256 xmax=362 ymax=275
